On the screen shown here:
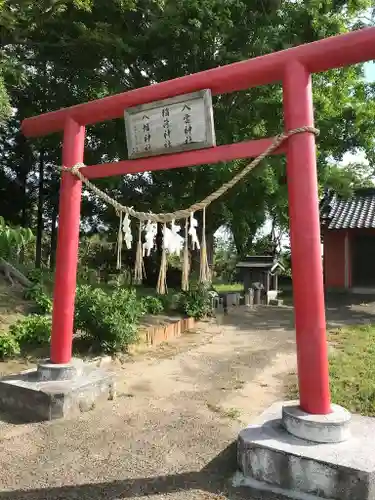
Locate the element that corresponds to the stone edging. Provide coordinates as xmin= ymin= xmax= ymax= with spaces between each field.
xmin=87 ymin=316 xmax=196 ymax=362
xmin=142 ymin=316 xmax=195 ymax=346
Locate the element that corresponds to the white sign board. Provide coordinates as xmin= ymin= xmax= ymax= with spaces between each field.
xmin=124 ymin=89 xmax=216 ymax=159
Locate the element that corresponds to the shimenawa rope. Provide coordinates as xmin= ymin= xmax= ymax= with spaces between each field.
xmin=61 ymin=126 xmax=319 ymax=292
xmin=61 ymin=126 xmax=319 ymax=224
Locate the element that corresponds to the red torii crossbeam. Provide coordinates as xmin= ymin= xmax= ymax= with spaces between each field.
xmin=22 ymin=27 xmax=375 ymax=416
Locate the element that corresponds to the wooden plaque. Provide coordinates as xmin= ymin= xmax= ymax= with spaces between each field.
xmin=124 ymin=89 xmax=216 ymax=159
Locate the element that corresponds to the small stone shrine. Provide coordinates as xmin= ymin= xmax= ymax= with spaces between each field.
xmin=236 ymin=256 xmax=285 ymax=302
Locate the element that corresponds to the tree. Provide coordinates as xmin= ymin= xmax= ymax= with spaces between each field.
xmin=1 ymin=0 xmax=375 ymax=271
xmin=213 ymin=232 xmax=238 ymax=283
xmin=0 ymin=73 xmax=11 ymax=123
xmin=101 ymin=0 xmax=375 ymax=256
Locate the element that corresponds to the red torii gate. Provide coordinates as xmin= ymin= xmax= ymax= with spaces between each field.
xmin=22 ymin=27 xmax=375 ymax=417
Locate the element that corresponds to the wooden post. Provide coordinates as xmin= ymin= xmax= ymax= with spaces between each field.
xmin=50 ymin=118 xmax=85 ymax=364
xmin=283 ymin=60 xmax=331 ymax=415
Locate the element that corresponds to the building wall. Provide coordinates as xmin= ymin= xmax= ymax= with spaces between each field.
xmin=348 ymin=228 xmax=375 ymax=289
xmin=323 ymin=229 xmax=347 ymax=289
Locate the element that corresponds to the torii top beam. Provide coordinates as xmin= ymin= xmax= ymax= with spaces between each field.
xmin=22 ymin=27 xmax=375 ymax=138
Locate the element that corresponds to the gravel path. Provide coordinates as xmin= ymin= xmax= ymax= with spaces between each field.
xmin=0 ymin=307 xmax=300 ymax=500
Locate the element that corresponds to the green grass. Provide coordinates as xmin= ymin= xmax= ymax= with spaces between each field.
xmin=328 ymin=324 xmax=375 ymax=416
xmin=213 ymin=283 xmax=243 ymax=293
xmin=289 ymin=324 xmax=375 ymax=416
xmin=134 ymin=282 xmax=245 ymax=295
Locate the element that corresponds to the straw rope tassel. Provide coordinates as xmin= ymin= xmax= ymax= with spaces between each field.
xmin=157 ymin=223 xmax=168 ymax=295
xmin=199 ymin=208 xmax=211 ymax=284
xmin=182 ymin=218 xmax=189 ymax=291
xmin=134 ymin=220 xmax=143 ymax=284
xmin=116 ymin=211 xmax=123 ymax=270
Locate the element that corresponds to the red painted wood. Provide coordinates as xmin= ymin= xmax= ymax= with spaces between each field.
xmin=20 ymin=27 xmax=375 ymax=410
xmin=22 ymin=28 xmax=375 ymax=138
xmin=50 ymin=118 xmax=85 ymax=364
xmin=283 ymin=61 xmax=331 ymax=415
xmin=84 ymin=138 xmax=286 ymax=179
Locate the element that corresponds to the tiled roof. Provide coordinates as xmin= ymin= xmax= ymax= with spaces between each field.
xmin=236 ymin=256 xmax=285 ymax=272
xmin=321 ymin=188 xmax=375 ymax=230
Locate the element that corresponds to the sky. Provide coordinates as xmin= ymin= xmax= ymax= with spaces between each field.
xmin=364 ymin=61 xmax=375 ymax=82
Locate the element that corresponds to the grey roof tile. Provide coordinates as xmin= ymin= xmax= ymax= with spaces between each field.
xmin=321 ymin=188 xmax=375 ymax=230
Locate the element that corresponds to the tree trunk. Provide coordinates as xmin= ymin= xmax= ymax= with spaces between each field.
xmin=14 ymin=132 xmax=34 ymax=228
xmin=206 ymin=231 xmax=214 ymax=268
xmin=50 ymin=203 xmax=58 ymax=269
xmin=0 ymin=258 xmax=32 ymax=287
xmin=35 ymin=148 xmax=45 ymax=268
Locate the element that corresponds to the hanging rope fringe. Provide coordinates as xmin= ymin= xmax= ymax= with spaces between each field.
xmin=134 ymin=220 xmax=143 ymax=285
xmin=116 ymin=211 xmax=123 ymax=270
xmin=199 ymin=208 xmax=211 ymax=284
xmin=156 ymin=223 xmax=168 ymax=295
xmin=61 ymin=126 xmax=319 ymax=292
xmin=182 ymin=218 xmax=189 ymax=291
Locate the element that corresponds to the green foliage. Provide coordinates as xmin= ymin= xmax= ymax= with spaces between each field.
xmin=141 ymin=295 xmax=164 ymax=315
xmin=0 ymin=217 xmax=34 ymax=261
xmin=106 ymin=271 xmax=132 ymax=288
xmin=0 ymin=72 xmax=11 ymax=124
xmin=214 ymin=283 xmax=243 ymax=293
xmin=328 ymin=325 xmax=375 ymax=416
xmin=213 ymin=234 xmax=238 ymax=282
xmin=9 ymin=315 xmax=51 ymax=348
xmin=24 ymin=283 xmax=53 ymax=314
xmin=74 ymin=285 xmax=143 ymax=353
xmin=289 ymin=324 xmax=375 ymax=417
xmin=26 ymin=267 xmax=53 ymax=285
xmin=320 ymin=162 xmax=374 ymax=198
xmin=0 ymin=333 xmax=20 ymax=359
xmin=164 ymin=292 xmax=183 ymax=312
xmin=27 ymin=268 xmax=45 ymax=284
xmin=178 ymin=283 xmax=213 ymax=320
xmin=78 ymin=235 xmax=119 ymax=283
xmin=1 ymin=0 xmax=375 ymax=272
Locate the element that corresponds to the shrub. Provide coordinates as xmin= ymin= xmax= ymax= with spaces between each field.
xmin=9 ymin=315 xmax=51 ymax=348
xmin=0 ymin=333 xmax=20 ymax=359
xmin=77 ymin=265 xmax=101 ymax=285
xmin=158 ymin=291 xmax=181 ymax=312
xmin=107 ymin=271 xmax=132 ymax=288
xmin=74 ymin=285 xmax=143 ymax=353
xmin=26 ymin=268 xmax=44 ymax=284
xmin=24 ymin=284 xmax=53 ymax=314
xmin=26 ymin=267 xmax=54 ymax=285
xmin=0 ymin=217 xmax=34 ymax=261
xmin=178 ymin=283 xmax=213 ymax=320
xmin=141 ymin=295 xmax=164 ymax=315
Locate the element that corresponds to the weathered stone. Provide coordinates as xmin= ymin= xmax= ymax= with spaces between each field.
xmin=0 ymin=363 xmax=115 ymax=422
xmin=37 ymin=358 xmax=83 ymax=381
xmin=236 ymin=401 xmax=375 ymax=500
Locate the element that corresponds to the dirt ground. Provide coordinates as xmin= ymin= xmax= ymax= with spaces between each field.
xmin=0 ymin=300 xmax=374 ymax=500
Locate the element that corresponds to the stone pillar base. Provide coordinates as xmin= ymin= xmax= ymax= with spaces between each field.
xmin=236 ymin=401 xmax=375 ymax=500
xmin=0 ymin=358 xmax=115 ymax=422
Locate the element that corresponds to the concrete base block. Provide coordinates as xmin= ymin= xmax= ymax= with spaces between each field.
xmin=0 ymin=361 xmax=115 ymax=422
xmin=236 ymin=401 xmax=375 ymax=500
